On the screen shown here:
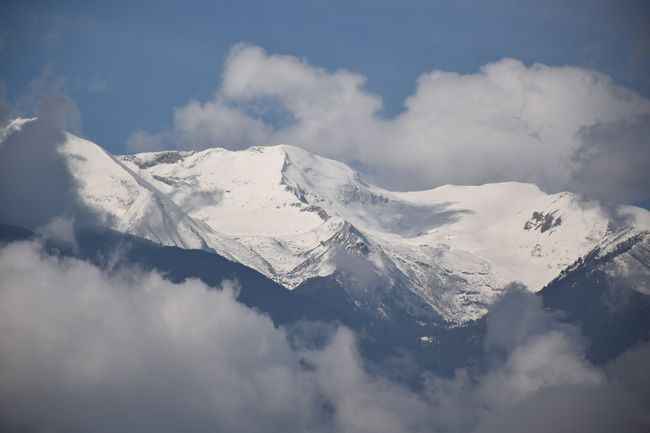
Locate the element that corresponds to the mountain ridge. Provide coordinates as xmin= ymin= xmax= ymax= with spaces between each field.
xmin=113 ymin=142 xmax=650 ymax=322
xmin=2 ymin=118 xmax=649 ymax=324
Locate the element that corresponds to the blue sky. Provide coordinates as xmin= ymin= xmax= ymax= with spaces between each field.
xmin=2 ymin=0 xmax=648 ymax=149
xmin=1 ymin=0 xmax=649 ymax=203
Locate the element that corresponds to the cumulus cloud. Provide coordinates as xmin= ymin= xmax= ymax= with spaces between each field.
xmin=125 ymin=128 xmax=171 ymax=153
xmin=572 ymin=114 xmax=650 ymax=203
xmin=477 ymin=288 xmax=603 ymax=412
xmin=153 ymin=43 xmax=650 ymax=200
xmin=420 ymin=287 xmax=650 ymax=433
xmin=171 ymin=43 xmax=385 ymax=160
xmin=483 ymin=283 xmax=582 ymax=356
xmin=387 ymin=59 xmax=649 ymax=192
xmin=0 ymin=241 xmax=316 ymax=433
xmin=173 ymin=98 xmax=272 ymax=150
xmin=1 ymin=241 xmax=649 ymax=433
xmin=0 ymin=93 xmax=81 ymax=230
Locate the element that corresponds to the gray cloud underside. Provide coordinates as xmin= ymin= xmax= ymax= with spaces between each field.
xmin=0 ymin=93 xmax=104 ymax=234
xmin=0 ymin=94 xmax=81 ymax=229
xmin=1 ymin=240 xmax=648 ymax=433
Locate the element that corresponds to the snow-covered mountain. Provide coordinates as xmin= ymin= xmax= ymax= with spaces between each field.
xmin=115 ymin=145 xmax=650 ymax=322
xmin=3 ymin=118 xmax=650 ymax=323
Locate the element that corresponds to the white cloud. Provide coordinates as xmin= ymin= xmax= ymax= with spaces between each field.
xmin=125 ymin=128 xmax=170 ymax=153
xmin=1 ymin=240 xmax=649 ymax=433
xmin=173 ymin=98 xmax=272 ymax=150
xmin=35 ymin=215 xmax=78 ymax=251
xmin=162 ymin=44 xmax=650 ymax=199
xmin=572 ymin=114 xmax=650 ymax=203
xmin=386 ymin=59 xmax=649 ymax=191
xmin=0 ymin=240 xmax=316 ymax=433
xmin=168 ymin=44 xmax=387 ymax=159
xmin=14 ymin=64 xmax=68 ymax=115
xmin=305 ymin=327 xmax=436 ymax=433
xmin=0 ymin=94 xmax=82 ymax=230
xmin=88 ymin=73 xmax=113 ymax=93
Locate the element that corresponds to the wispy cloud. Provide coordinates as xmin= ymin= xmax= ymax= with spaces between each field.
xmin=125 ymin=129 xmax=171 ymax=153
xmin=13 ymin=64 xmax=67 ymax=115
xmin=88 ymin=73 xmax=114 ymax=93
xmin=572 ymin=114 xmax=650 ymax=204
xmin=0 ymin=93 xmax=81 ymax=230
xmin=625 ymin=18 xmax=650 ymax=88
xmin=43 ymin=29 xmax=62 ymax=48
xmin=41 ymin=15 xmax=69 ymax=49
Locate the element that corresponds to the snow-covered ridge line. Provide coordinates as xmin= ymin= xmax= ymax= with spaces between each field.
xmin=6 ymin=120 xmax=641 ymax=323
xmin=109 ymin=144 xmax=650 ymax=321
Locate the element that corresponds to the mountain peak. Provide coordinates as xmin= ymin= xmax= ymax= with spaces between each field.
xmin=108 ymin=142 xmax=650 ymax=321
xmin=5 ymin=128 xmax=648 ymax=323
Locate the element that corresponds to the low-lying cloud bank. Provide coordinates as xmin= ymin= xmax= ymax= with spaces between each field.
xmin=1 ymin=240 xmax=649 ymax=433
xmin=128 ymin=44 xmax=650 ymax=203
